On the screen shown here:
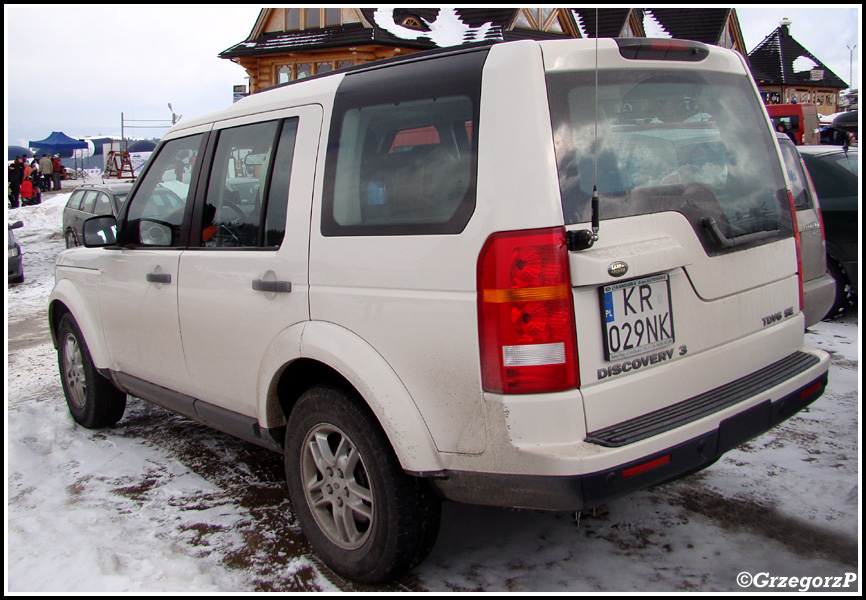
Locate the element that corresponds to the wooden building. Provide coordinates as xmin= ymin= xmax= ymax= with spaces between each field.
xmin=219 ymin=8 xmax=751 ymax=95
xmin=747 ymin=18 xmax=848 ymax=115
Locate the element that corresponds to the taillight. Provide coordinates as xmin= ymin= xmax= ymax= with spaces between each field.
xmin=477 ymin=227 xmax=579 ymax=394
xmin=787 ymin=190 xmax=804 ymax=312
xmin=802 ymin=164 xmax=827 ymax=243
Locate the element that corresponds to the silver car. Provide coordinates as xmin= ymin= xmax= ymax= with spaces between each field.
xmin=774 ymin=132 xmax=835 ymax=326
xmin=62 ymin=182 xmax=134 ymax=248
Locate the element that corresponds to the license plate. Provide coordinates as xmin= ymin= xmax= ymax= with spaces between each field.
xmin=601 ymin=274 xmax=675 ymax=361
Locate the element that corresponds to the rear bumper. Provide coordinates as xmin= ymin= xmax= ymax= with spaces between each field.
xmin=425 ymin=352 xmax=828 ymax=511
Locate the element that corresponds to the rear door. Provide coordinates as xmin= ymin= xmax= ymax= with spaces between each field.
xmin=543 ymin=42 xmax=800 ymax=431
xmin=177 ymin=105 xmax=321 ymax=417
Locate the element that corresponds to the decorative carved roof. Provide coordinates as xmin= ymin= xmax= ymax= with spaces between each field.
xmin=747 ymin=22 xmax=847 ymax=89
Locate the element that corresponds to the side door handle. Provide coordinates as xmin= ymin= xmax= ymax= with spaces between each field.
xmin=252 ymin=279 xmax=292 ymax=293
xmin=146 ymin=273 xmax=172 ymax=284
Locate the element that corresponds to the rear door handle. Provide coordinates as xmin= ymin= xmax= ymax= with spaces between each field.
xmin=146 ymin=273 xmax=172 ymax=284
xmin=252 ymin=279 xmax=292 ymax=293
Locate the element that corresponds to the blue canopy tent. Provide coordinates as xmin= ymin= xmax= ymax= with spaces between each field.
xmin=29 ymin=131 xmax=88 ymax=158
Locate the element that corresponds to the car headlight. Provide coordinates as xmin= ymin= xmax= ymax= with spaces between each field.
xmin=9 ymin=246 xmax=20 ymax=258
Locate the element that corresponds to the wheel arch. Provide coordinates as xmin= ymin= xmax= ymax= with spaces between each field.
xmin=259 ymin=321 xmax=445 ymax=474
xmin=48 ymin=283 xmax=111 ymax=370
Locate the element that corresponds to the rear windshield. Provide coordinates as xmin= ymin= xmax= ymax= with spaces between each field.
xmin=547 ymin=69 xmax=791 ymax=254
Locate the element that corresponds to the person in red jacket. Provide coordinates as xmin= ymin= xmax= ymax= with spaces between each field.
xmin=52 ymin=155 xmax=63 ymax=191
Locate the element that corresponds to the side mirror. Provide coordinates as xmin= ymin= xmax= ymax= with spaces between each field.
xmin=83 ymin=215 xmax=119 ymax=247
xmin=9 ymin=221 xmax=24 ymax=230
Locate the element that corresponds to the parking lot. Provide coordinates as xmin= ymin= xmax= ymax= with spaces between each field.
xmin=7 ymin=190 xmax=860 ymax=592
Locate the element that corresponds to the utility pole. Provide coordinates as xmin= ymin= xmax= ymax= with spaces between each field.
xmin=846 ymin=44 xmax=856 ymax=91
xmin=168 ymin=103 xmax=182 ymax=125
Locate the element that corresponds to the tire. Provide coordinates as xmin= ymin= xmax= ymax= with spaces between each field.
xmin=285 ymin=385 xmax=441 ymax=583
xmin=57 ymin=313 xmax=126 ymax=428
xmin=824 ymin=256 xmax=854 ymax=320
xmin=65 ymin=230 xmax=78 ymax=249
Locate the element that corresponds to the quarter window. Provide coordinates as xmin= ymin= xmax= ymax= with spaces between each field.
xmin=322 ymin=50 xmax=486 ymax=236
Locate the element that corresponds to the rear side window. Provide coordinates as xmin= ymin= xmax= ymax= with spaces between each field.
xmin=93 ymin=192 xmax=114 ymax=216
xmin=201 ymin=118 xmax=298 ymax=248
xmin=80 ymin=191 xmax=100 ymax=214
xmin=777 ymin=139 xmax=812 ymax=210
xmin=321 ymin=49 xmax=487 ymax=236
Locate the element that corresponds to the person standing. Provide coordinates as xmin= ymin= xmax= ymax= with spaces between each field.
xmin=52 ymin=155 xmax=63 ymax=191
xmin=8 ymin=156 xmax=24 ymax=209
xmin=23 ymin=158 xmax=33 ymax=183
xmin=39 ymin=154 xmax=53 ymax=192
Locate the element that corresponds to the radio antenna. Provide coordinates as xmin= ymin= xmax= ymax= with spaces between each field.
xmin=591 ymin=8 xmax=600 ymax=242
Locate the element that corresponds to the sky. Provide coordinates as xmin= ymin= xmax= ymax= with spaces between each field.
xmin=4 ymin=5 xmax=861 ymax=149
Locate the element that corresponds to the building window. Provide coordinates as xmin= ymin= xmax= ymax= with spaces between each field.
xmin=325 ymin=8 xmax=341 ymax=26
xmin=277 ymin=65 xmax=293 ymax=85
xmin=294 ymin=8 xmax=341 ymax=29
xmin=514 ymin=8 xmax=567 ymax=33
xmin=286 ymin=8 xmax=300 ymax=30
xmin=719 ymin=23 xmax=735 ymax=49
xmin=620 ymin=21 xmax=636 ymax=38
xmin=304 ymin=8 xmax=320 ymax=28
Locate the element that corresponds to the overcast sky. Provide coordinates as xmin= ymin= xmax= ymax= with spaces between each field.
xmin=4 ymin=5 xmax=861 ymax=149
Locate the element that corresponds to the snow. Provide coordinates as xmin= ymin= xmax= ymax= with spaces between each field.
xmin=5 ymin=188 xmax=861 ymax=592
xmin=372 ymin=8 xmax=499 ymax=46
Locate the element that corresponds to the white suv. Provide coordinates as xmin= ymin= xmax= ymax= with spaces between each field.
xmin=50 ymin=39 xmax=830 ymax=583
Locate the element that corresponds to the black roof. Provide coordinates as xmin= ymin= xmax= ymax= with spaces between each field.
xmin=219 ymin=22 xmax=400 ymax=59
xmin=645 ymin=8 xmax=731 ymax=45
xmin=572 ymin=8 xmax=634 ymax=38
xmin=747 ymin=22 xmax=847 ymax=89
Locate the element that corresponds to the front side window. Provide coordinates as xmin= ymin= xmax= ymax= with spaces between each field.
xmin=124 ymin=134 xmax=203 ymax=247
xmin=547 ymin=69 xmax=791 ymax=254
xmin=322 ymin=50 xmax=486 ymax=236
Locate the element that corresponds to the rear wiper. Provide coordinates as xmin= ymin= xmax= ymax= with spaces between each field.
xmin=700 ymin=217 xmax=777 ymax=248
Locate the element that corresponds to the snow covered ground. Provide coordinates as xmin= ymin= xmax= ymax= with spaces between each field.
xmin=6 ymin=189 xmax=861 ymax=593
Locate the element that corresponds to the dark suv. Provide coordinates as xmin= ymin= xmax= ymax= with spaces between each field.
xmin=62 ymin=182 xmax=134 ymax=248
xmin=797 ymin=145 xmax=858 ymax=318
